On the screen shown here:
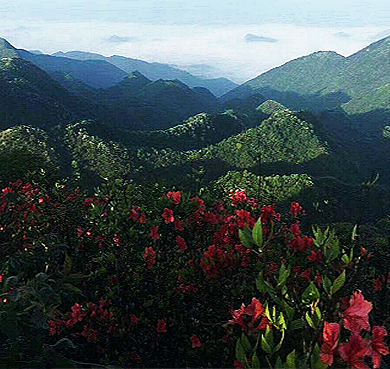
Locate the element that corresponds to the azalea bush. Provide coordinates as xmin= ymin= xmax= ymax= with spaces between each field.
xmin=0 ymin=181 xmax=388 ymax=368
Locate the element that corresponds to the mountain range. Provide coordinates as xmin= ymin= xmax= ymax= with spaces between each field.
xmin=222 ymin=35 xmax=390 ymax=115
xmin=1 ymin=35 xmax=390 ymax=223
xmin=52 ymin=51 xmax=238 ymax=97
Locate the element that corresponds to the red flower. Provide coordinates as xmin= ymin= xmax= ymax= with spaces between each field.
xmin=370 ymin=326 xmax=389 ymax=368
xmin=373 ymin=277 xmax=385 ymax=292
xmin=191 ymin=334 xmax=201 ymax=348
xmin=319 ymin=322 xmax=340 ymax=366
xmin=138 ymin=212 xmax=147 ymax=224
xmin=130 ymin=314 xmax=139 ymax=324
xmin=149 ymin=225 xmax=160 ymax=241
xmin=234 ymin=361 xmax=245 ymax=369
xmin=228 ymin=304 xmax=246 ymax=329
xmin=157 ymin=319 xmax=167 ymax=333
xmin=129 ymin=208 xmax=139 ymax=221
xmin=244 ymin=298 xmax=264 ymax=327
xmin=339 ymin=333 xmax=369 ymax=369
xmin=174 ymin=219 xmax=184 ymax=231
xmin=162 ymin=208 xmax=174 ymax=224
xmin=144 ymin=247 xmax=156 ymax=270
xmin=167 ymin=191 xmax=181 ymax=205
xmin=290 ymin=202 xmax=303 ymax=216
xmin=308 ymin=250 xmax=322 ymax=262
xmin=300 ymin=268 xmax=311 ymax=280
xmin=176 ymin=236 xmax=188 ymax=252
xmin=342 ymin=291 xmax=372 ymax=334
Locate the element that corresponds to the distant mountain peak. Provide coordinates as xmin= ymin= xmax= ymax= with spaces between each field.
xmin=0 ymin=38 xmax=19 ymax=59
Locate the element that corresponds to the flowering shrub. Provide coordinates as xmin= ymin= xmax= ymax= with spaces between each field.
xmin=0 ymin=180 xmax=388 ymax=368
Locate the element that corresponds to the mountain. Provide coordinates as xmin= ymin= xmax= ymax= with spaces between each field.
xmin=52 ymin=51 xmax=238 ymax=97
xmin=97 ymin=75 xmax=220 ymax=129
xmin=0 ymin=57 xmax=79 ymax=128
xmin=0 ymin=38 xmax=128 ymax=89
xmin=222 ymin=35 xmax=390 ymax=114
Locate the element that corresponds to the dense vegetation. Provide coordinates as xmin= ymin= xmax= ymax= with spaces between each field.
xmin=1 ymin=35 xmax=390 ymax=368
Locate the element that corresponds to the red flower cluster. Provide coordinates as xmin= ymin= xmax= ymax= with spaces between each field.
xmin=260 ymin=204 xmax=281 ymax=224
xmin=149 ymin=225 xmax=160 ymax=241
xmin=129 ymin=207 xmax=147 ymax=224
xmin=175 ymin=235 xmax=188 ymax=252
xmin=144 ymin=247 xmax=156 ymax=270
xmin=166 ymin=191 xmax=181 ymax=205
xmin=162 ymin=208 xmax=174 ymax=224
xmin=290 ymin=201 xmax=303 ymax=216
xmin=319 ymin=292 xmax=389 ymax=369
xmin=228 ymin=298 xmax=270 ymax=333
xmin=157 ymin=319 xmax=167 ymax=333
xmin=200 ymin=245 xmax=232 ymax=277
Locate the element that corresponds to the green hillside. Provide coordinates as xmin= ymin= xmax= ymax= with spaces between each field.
xmin=0 ymin=58 xmax=77 ymax=128
xmin=222 ymin=35 xmax=390 ymax=114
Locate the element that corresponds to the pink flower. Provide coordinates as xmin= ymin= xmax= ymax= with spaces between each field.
xmin=339 ymin=333 xmax=369 ymax=369
xmin=370 ymin=326 xmax=389 ymax=368
xmin=191 ymin=334 xmax=201 ymax=348
xmin=319 ymin=322 xmax=340 ymax=366
xmin=342 ymin=291 xmax=372 ymax=334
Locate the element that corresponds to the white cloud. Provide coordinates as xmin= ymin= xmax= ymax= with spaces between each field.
xmin=0 ymin=20 xmax=387 ymax=83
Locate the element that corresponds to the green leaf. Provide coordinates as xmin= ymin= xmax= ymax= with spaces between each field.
xmin=286 ymin=350 xmax=296 ymax=369
xmin=302 ymin=283 xmax=320 ymax=305
xmin=290 ymin=319 xmax=303 ymax=330
xmin=261 ymin=333 xmax=273 ymax=354
xmin=63 ymin=252 xmax=72 ymax=276
xmin=351 ymin=224 xmax=359 ymax=240
xmin=277 ymin=263 xmax=290 ymax=287
xmin=305 ymin=311 xmax=315 ymax=329
xmin=314 ymin=307 xmax=322 ymax=326
xmin=275 ymin=356 xmax=284 ymax=369
xmin=273 ymin=330 xmax=285 ymax=353
xmin=322 ymin=276 xmax=332 ymax=294
xmin=241 ymin=333 xmax=252 ymax=353
xmin=252 ymin=219 xmax=263 ymax=248
xmin=342 ymin=253 xmax=349 ymax=264
xmin=276 ymin=312 xmax=287 ymax=330
xmin=265 ymin=325 xmax=274 ymax=349
xmin=330 ymin=270 xmax=345 ymax=295
xmin=251 ymin=353 xmax=260 ymax=369
xmin=235 ymin=340 xmax=247 ymax=365
xmin=239 ymin=225 xmax=254 ymax=249
xmin=256 ymin=271 xmax=267 ymax=294
xmin=324 ymin=238 xmax=339 ymax=262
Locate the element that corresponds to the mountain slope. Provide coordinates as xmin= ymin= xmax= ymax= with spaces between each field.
xmin=0 ymin=38 xmax=128 ymax=89
xmin=222 ymin=35 xmax=390 ymax=114
xmin=53 ymin=51 xmax=238 ymax=96
xmin=0 ymin=58 xmax=78 ymax=128
xmin=97 ymin=75 xmax=220 ymax=129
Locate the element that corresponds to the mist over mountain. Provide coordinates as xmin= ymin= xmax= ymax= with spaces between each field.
xmin=52 ymin=51 xmax=238 ymax=97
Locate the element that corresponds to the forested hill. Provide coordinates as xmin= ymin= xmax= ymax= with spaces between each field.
xmin=222 ymin=35 xmax=390 ymax=114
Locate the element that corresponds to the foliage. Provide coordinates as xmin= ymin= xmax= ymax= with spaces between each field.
xmin=0 ymin=180 xmax=389 ymax=368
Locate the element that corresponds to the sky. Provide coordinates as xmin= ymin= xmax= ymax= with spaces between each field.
xmin=1 ymin=0 xmax=390 ymax=83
